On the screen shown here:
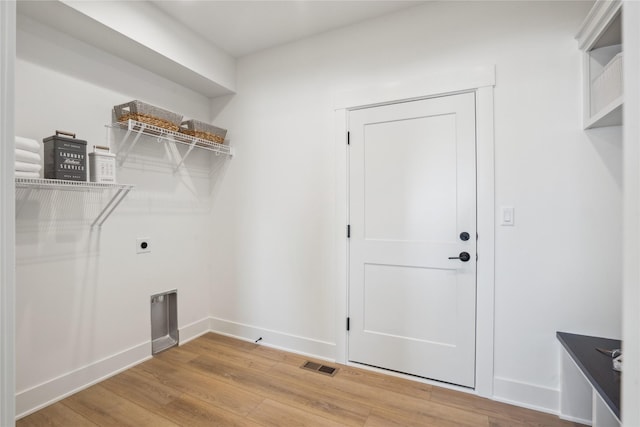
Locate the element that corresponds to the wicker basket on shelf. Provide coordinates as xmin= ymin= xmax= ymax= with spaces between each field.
xmin=113 ymin=100 xmax=183 ymax=132
xmin=179 ymin=119 xmax=227 ymax=146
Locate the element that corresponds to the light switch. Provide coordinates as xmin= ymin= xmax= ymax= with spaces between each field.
xmin=501 ymin=207 xmax=514 ymax=226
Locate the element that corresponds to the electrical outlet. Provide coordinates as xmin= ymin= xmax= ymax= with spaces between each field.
xmin=136 ymin=238 xmax=151 ymax=254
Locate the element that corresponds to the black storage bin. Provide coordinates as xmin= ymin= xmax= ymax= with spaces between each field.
xmin=43 ymin=131 xmax=87 ymax=181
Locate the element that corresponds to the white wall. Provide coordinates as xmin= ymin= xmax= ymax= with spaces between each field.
xmin=14 ymin=15 xmax=222 ymax=417
xmin=208 ymin=0 xmax=622 ymax=413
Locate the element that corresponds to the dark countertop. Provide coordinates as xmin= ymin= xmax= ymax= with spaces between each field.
xmin=557 ymin=331 xmax=621 ymax=420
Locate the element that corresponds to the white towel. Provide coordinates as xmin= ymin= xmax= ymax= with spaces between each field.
xmin=15 ymin=136 xmax=40 ymax=153
xmin=15 ymin=149 xmax=41 ymax=164
xmin=15 ymin=161 xmax=41 ymax=172
xmin=15 ymin=171 xmax=39 ymax=178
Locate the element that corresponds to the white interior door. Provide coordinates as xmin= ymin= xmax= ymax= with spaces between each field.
xmin=348 ymin=92 xmax=477 ymax=388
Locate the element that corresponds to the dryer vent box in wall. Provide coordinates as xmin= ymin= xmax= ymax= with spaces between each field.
xmin=151 ymin=290 xmax=178 ymax=355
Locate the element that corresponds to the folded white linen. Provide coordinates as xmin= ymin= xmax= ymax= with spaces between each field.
xmin=15 ymin=149 xmax=41 ymax=164
xmin=15 ymin=161 xmax=41 ymax=172
xmin=15 ymin=136 xmax=40 ymax=153
xmin=15 ymin=171 xmax=39 ymax=178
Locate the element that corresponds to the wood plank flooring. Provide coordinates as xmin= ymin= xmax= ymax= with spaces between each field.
xmin=17 ymin=333 xmax=585 ymax=426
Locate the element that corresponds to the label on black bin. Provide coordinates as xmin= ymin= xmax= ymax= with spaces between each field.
xmin=59 ymin=151 xmax=85 ymax=171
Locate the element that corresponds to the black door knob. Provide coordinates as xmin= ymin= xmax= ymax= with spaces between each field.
xmin=448 ymin=252 xmax=471 ymax=262
xmin=459 ymin=232 xmax=470 ymax=241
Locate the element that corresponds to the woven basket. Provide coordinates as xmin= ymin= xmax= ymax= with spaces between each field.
xmin=179 ymin=119 xmax=227 ymax=145
xmin=114 ymin=101 xmax=183 ymax=132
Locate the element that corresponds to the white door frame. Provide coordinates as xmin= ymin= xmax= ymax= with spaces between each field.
xmin=0 ymin=0 xmax=16 ymax=424
xmin=333 ymin=65 xmax=495 ymax=397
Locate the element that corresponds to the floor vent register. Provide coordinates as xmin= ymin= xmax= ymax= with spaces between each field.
xmin=301 ymin=361 xmax=339 ymax=377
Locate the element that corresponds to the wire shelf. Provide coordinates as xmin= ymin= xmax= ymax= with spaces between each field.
xmin=15 ymin=178 xmax=134 ymax=227
xmin=15 ymin=177 xmax=133 ymax=191
xmin=107 ymin=119 xmax=233 ymax=169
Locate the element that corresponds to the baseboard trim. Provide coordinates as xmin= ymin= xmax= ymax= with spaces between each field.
xmin=15 ymin=341 xmax=151 ymax=419
xmin=560 ymin=414 xmax=593 ymax=425
xmin=179 ymin=317 xmax=211 ymax=345
xmin=208 ymin=317 xmax=336 ymax=361
xmin=492 ymin=377 xmax=560 ymax=416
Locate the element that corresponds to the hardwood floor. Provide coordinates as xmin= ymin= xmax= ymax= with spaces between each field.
xmin=17 ymin=333 xmax=585 ymax=426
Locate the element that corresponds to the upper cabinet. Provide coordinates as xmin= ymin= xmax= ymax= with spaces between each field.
xmin=576 ymin=0 xmax=623 ymax=129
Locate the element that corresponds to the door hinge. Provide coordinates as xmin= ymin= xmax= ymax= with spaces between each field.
xmin=347 ymin=131 xmax=350 ymax=145
xmin=346 ymin=317 xmax=350 ymax=331
xmin=347 ymin=224 xmax=351 ymax=238
xmin=476 ymin=253 xmax=478 ymax=261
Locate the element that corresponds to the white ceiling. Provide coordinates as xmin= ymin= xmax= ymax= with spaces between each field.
xmin=151 ymin=1 xmax=427 ymax=58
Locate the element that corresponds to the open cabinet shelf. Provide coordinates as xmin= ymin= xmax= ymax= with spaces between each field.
xmin=576 ymin=0 xmax=623 ymax=129
xmin=107 ymin=119 xmax=234 ymax=171
xmin=584 ymin=95 xmax=623 ymax=129
xmin=15 ymin=177 xmax=134 ymax=228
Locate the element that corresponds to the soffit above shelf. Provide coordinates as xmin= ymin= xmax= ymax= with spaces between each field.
xmin=17 ymin=0 xmax=236 ymax=98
